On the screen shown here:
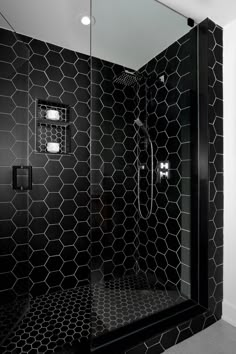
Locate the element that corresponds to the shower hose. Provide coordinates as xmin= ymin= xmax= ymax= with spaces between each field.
xmin=137 ymin=136 xmax=154 ymax=220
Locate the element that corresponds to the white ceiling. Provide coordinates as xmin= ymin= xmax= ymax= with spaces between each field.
xmin=0 ymin=0 xmax=188 ymax=69
xmin=158 ymin=0 xmax=236 ymax=27
xmin=0 ymin=0 xmax=236 ymax=69
xmin=0 ymin=0 xmax=91 ymax=56
xmin=92 ymin=0 xmax=188 ymax=69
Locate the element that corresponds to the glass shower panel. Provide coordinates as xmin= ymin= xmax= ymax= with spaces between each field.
xmin=27 ymin=7 xmax=91 ymax=298
xmin=0 ymin=15 xmax=30 ymax=345
xmin=1 ymin=0 xmax=92 ymax=350
xmin=91 ymin=0 xmax=195 ymax=340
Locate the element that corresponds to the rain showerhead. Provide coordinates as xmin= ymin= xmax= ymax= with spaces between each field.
xmin=114 ymin=69 xmax=142 ymax=87
xmin=114 ymin=70 xmax=165 ymax=88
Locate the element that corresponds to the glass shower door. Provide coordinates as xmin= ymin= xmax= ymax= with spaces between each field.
xmin=90 ymin=0 xmax=196 ymax=344
xmin=0 ymin=16 xmax=30 ymax=345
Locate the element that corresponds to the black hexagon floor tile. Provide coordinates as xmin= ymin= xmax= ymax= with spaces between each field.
xmin=1 ymin=274 xmax=185 ymax=353
xmin=0 ymin=296 xmax=28 ymax=345
xmin=91 ymin=273 xmax=185 ymax=337
xmin=1 ymin=286 xmax=91 ymax=354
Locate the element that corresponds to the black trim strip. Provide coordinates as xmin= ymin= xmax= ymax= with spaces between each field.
xmin=92 ymin=301 xmax=205 ymax=353
xmin=190 ymin=26 xmax=199 ymax=303
xmin=198 ymin=19 xmax=210 ymax=308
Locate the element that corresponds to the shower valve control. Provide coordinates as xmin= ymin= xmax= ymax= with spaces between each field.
xmin=160 ymin=171 xmax=169 ymax=178
xmin=157 ymin=161 xmax=170 ymax=182
xmin=160 ymin=162 xmax=169 ymax=169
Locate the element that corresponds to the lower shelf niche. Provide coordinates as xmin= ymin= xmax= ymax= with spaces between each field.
xmin=36 ymin=121 xmax=71 ymax=155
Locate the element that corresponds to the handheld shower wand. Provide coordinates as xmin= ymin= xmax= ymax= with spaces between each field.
xmin=134 ymin=118 xmax=154 ymax=220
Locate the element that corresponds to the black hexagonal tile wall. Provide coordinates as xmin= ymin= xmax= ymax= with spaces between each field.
xmin=134 ymin=30 xmax=193 ymax=294
xmin=23 ymin=36 xmax=91 ymax=298
xmin=91 ymin=57 xmax=139 ymax=282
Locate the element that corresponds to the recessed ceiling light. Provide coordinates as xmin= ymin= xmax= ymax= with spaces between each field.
xmin=81 ymin=15 xmax=95 ymax=26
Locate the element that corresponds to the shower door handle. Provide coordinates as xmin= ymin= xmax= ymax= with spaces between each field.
xmin=12 ymin=166 xmax=32 ymax=191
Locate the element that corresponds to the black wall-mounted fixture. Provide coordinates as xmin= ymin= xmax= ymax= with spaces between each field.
xmin=156 ymin=161 xmax=170 ymax=183
xmin=12 ymin=166 xmax=32 ymax=191
xmin=154 ymin=0 xmax=195 ymax=29
xmin=188 ymin=18 xmax=195 ymax=28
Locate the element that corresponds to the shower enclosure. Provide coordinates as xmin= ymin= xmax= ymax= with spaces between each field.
xmin=0 ymin=0 xmax=223 ymax=353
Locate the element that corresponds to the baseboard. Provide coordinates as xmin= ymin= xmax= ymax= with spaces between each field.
xmin=222 ymin=300 xmax=236 ymax=327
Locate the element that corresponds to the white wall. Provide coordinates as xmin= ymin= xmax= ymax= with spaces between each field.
xmin=223 ymin=18 xmax=236 ymax=327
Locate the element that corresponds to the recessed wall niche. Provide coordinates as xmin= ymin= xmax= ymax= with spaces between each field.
xmin=36 ymin=99 xmax=71 ymax=154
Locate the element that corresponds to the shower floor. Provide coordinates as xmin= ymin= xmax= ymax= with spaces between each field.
xmin=1 ymin=274 xmax=185 ymax=354
xmin=0 ymin=296 xmax=28 ymax=346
